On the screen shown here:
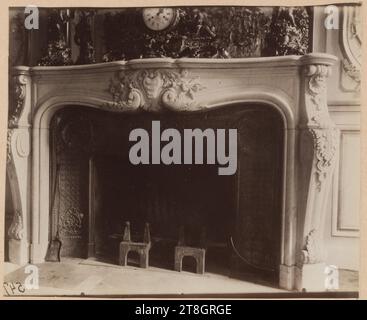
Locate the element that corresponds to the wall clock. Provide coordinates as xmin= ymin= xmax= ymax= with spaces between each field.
xmin=142 ymin=8 xmax=179 ymax=31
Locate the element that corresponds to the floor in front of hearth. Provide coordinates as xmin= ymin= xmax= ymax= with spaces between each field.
xmin=3 ymin=257 xmax=285 ymax=297
xmin=3 ymin=258 xmax=359 ymax=297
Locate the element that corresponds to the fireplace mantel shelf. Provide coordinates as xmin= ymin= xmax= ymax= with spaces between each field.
xmin=13 ymin=53 xmax=336 ymax=72
xmin=7 ymin=53 xmax=339 ymax=292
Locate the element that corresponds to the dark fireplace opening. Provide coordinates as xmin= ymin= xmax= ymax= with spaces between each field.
xmin=94 ymin=150 xmax=235 ymax=271
xmin=49 ymin=103 xmax=284 ymax=287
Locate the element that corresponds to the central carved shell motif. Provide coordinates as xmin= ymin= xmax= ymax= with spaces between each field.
xmin=108 ymin=69 xmax=206 ymax=112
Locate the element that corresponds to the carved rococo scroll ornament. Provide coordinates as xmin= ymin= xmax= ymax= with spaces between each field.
xmin=342 ymin=58 xmax=360 ymax=91
xmin=309 ymin=128 xmax=338 ymax=190
xmin=108 ymin=69 xmax=206 ymax=111
xmin=304 ymin=64 xmax=338 ymax=190
xmin=299 ymin=229 xmax=323 ymax=265
xmin=306 ymin=64 xmax=329 ymax=113
xmin=340 ymin=6 xmax=361 ymax=92
xmin=7 ymin=129 xmax=31 ymax=164
xmin=8 ymin=210 xmax=23 ymax=240
xmin=9 ymin=75 xmax=27 ymax=127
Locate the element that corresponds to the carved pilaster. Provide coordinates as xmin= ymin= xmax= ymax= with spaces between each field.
xmin=293 ymin=60 xmax=339 ymax=291
xmin=6 ymin=125 xmax=31 ymax=264
xmin=107 ymin=69 xmax=206 ymax=111
xmin=298 ymin=62 xmax=339 ymax=271
xmin=304 ymin=64 xmax=338 ymax=191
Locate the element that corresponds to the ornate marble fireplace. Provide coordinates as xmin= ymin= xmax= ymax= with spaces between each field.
xmin=7 ymin=53 xmax=338 ymax=291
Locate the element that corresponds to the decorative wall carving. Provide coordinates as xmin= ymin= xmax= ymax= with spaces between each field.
xmin=342 ymin=58 xmax=360 ymax=91
xmin=340 ymin=6 xmax=361 ymax=92
xmin=304 ymin=64 xmax=338 ymax=190
xmin=298 ymin=59 xmax=339 ymax=276
xmin=9 ymin=75 xmax=27 ymax=127
xmin=299 ymin=229 xmax=323 ymax=265
xmin=309 ymin=128 xmax=338 ymax=190
xmin=6 ymin=129 xmax=13 ymax=164
xmin=8 ymin=210 xmax=23 ymax=240
xmin=108 ymin=69 xmax=206 ymax=111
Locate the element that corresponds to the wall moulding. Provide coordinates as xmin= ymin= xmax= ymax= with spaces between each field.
xmin=340 ymin=5 xmax=361 ymax=92
xmin=9 ymin=53 xmax=338 ymax=291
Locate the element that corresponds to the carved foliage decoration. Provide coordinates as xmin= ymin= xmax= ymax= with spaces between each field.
xmin=108 ymin=69 xmax=206 ymax=111
xmin=7 ymin=129 xmax=13 ymax=164
xmin=304 ymin=64 xmax=338 ymax=190
xmin=299 ymin=229 xmax=323 ymax=265
xmin=8 ymin=210 xmax=23 ymax=240
xmin=309 ymin=128 xmax=338 ymax=190
xmin=342 ymin=58 xmax=360 ymax=91
xmin=9 ymin=75 xmax=27 ymax=127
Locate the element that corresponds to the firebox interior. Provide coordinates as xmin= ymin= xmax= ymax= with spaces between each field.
xmin=49 ymin=103 xmax=284 ymax=286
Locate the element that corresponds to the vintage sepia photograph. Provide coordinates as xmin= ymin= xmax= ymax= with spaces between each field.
xmin=2 ymin=2 xmax=362 ymax=298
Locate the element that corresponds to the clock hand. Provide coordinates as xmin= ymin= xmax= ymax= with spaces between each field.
xmin=156 ymin=8 xmax=164 ymax=16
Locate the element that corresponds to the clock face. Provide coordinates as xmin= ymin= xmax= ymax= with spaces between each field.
xmin=142 ymin=8 xmax=176 ymax=31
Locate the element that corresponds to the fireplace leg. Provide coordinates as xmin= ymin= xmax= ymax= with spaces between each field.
xmin=290 ymin=63 xmax=339 ymax=292
xmin=8 ymin=239 xmax=29 ymax=265
xmin=279 ymin=265 xmax=296 ymax=291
